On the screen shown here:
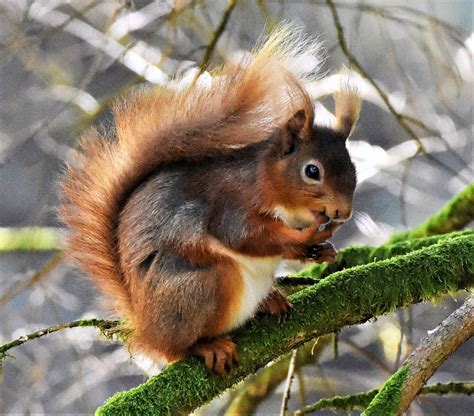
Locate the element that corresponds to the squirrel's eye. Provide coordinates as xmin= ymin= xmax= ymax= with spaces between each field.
xmin=305 ymin=164 xmax=320 ymax=181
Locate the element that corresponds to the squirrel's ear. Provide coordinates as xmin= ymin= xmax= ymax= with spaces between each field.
xmin=333 ymin=78 xmax=361 ymax=140
xmin=281 ymin=109 xmax=306 ymax=155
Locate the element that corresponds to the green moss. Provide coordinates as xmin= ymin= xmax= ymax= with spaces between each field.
xmin=362 ymin=365 xmax=410 ymax=415
xmin=296 ymin=381 xmax=473 ymax=414
xmin=390 ymin=183 xmax=474 ymax=243
xmin=97 ymin=234 xmax=473 ymax=415
xmin=0 ymin=227 xmax=62 ymax=252
xmin=293 ymin=230 xmax=472 ymax=281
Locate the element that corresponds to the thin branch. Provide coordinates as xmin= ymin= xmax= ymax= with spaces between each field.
xmin=363 ymin=297 xmax=474 ymax=415
xmin=340 ymin=338 xmax=392 ymax=375
xmin=389 ymin=182 xmax=474 ymax=242
xmin=293 ymin=381 xmax=474 ymax=415
xmin=0 ymin=227 xmax=63 ymax=252
xmin=325 ymin=0 xmax=470 ymax=183
xmin=280 ymin=349 xmax=298 ymax=416
xmin=225 ymin=336 xmax=332 ymax=416
xmin=198 ymin=0 xmax=237 ymax=71
xmin=0 ymin=319 xmax=121 ymax=360
xmin=0 ymin=252 xmax=65 ymax=305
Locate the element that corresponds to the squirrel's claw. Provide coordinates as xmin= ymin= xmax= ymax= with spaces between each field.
xmin=258 ymin=288 xmax=293 ymax=321
xmin=191 ymin=336 xmax=238 ymax=375
xmin=304 ymin=242 xmax=337 ymax=262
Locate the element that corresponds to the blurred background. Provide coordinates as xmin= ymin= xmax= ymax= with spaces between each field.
xmin=0 ymin=0 xmax=472 ymax=414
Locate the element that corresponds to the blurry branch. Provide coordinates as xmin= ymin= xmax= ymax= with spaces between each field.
xmin=225 ymin=336 xmax=333 ymax=416
xmin=28 ymin=4 xmax=168 ymax=84
xmin=332 ymin=3 xmax=466 ymax=47
xmin=340 ymin=337 xmax=392 ymax=375
xmin=293 ymin=381 xmax=474 ymax=415
xmin=389 ymin=182 xmax=474 ymax=242
xmin=0 ymin=227 xmax=63 ymax=252
xmin=0 ymin=318 xmax=121 ymax=361
xmin=280 ymin=349 xmax=297 ymax=416
xmin=399 ymin=151 xmax=419 ymax=227
xmin=363 ymin=297 xmax=474 ymax=415
xmin=325 ymin=0 xmax=470 ymax=182
xmin=198 ymin=0 xmax=237 ymax=71
xmin=96 ymin=234 xmax=473 ymax=414
xmin=0 ymin=252 xmax=65 ymax=305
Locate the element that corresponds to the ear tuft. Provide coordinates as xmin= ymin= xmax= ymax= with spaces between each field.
xmin=333 ymin=70 xmax=361 ymax=139
xmin=281 ymin=110 xmax=307 ymax=155
xmin=287 ymin=109 xmax=306 ymax=134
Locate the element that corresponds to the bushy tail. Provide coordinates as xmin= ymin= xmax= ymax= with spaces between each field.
xmin=59 ymin=24 xmax=323 ymax=317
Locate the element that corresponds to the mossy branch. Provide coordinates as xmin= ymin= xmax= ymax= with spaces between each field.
xmin=363 ymin=296 xmax=474 ymax=415
xmin=288 ymin=229 xmax=473 ymax=282
xmin=389 ymin=183 xmax=474 ymax=242
xmin=0 ymin=319 xmax=121 ymax=361
xmin=293 ymin=381 xmax=474 ymax=414
xmin=0 ymin=227 xmax=63 ymax=252
xmin=97 ymin=234 xmax=473 ymax=415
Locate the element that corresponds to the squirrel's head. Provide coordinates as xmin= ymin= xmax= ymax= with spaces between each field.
xmin=262 ymin=91 xmax=360 ymax=230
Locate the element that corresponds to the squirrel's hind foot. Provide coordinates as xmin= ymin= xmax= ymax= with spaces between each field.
xmin=191 ymin=335 xmax=239 ymax=376
xmin=258 ymin=288 xmax=293 ymax=320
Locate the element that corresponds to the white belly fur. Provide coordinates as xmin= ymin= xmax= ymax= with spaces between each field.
xmin=224 ymin=253 xmax=282 ymax=331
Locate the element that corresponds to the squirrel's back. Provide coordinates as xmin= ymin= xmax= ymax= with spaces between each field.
xmin=59 ymin=24 xmax=323 ymax=322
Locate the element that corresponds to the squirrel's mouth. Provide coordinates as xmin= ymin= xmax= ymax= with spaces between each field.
xmin=312 ymin=211 xmax=336 ymax=231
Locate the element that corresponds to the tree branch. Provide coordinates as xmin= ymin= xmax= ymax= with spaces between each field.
xmin=96 ymin=234 xmax=473 ymax=415
xmin=225 ymin=336 xmax=333 ymax=416
xmin=198 ymin=0 xmax=237 ymax=71
xmin=289 ymin=229 xmax=472 ymax=282
xmin=294 ymin=381 xmax=474 ymax=414
xmin=0 ymin=252 xmax=65 ymax=305
xmin=0 ymin=319 xmax=121 ymax=361
xmin=279 ymin=349 xmax=297 ymax=416
xmin=389 ymin=183 xmax=474 ymax=242
xmin=363 ymin=296 xmax=474 ymax=415
xmin=0 ymin=227 xmax=63 ymax=252
xmin=325 ymin=0 xmax=469 ymax=182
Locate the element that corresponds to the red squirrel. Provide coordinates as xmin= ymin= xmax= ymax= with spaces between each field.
xmin=60 ymin=26 xmax=361 ymax=375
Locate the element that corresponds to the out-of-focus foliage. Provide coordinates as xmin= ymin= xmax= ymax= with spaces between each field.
xmin=0 ymin=1 xmax=472 ymax=414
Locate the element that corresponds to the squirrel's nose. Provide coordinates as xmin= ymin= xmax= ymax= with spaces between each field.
xmin=326 ymin=206 xmax=352 ymax=222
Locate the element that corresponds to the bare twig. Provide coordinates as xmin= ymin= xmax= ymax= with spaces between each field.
xmin=198 ymin=0 xmax=237 ymax=71
xmin=0 ymin=252 xmax=65 ymax=305
xmin=293 ymin=381 xmax=474 ymax=415
xmin=280 ymin=349 xmax=298 ymax=416
xmin=325 ymin=0 xmax=470 ymax=183
xmin=225 ymin=336 xmax=332 ymax=416
xmin=341 ymin=338 xmax=392 ymax=375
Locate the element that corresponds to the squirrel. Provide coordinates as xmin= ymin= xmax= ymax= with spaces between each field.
xmin=59 ymin=25 xmax=361 ymax=375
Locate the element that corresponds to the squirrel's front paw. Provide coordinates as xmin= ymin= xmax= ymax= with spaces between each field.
xmin=303 ymin=242 xmax=337 ymax=263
